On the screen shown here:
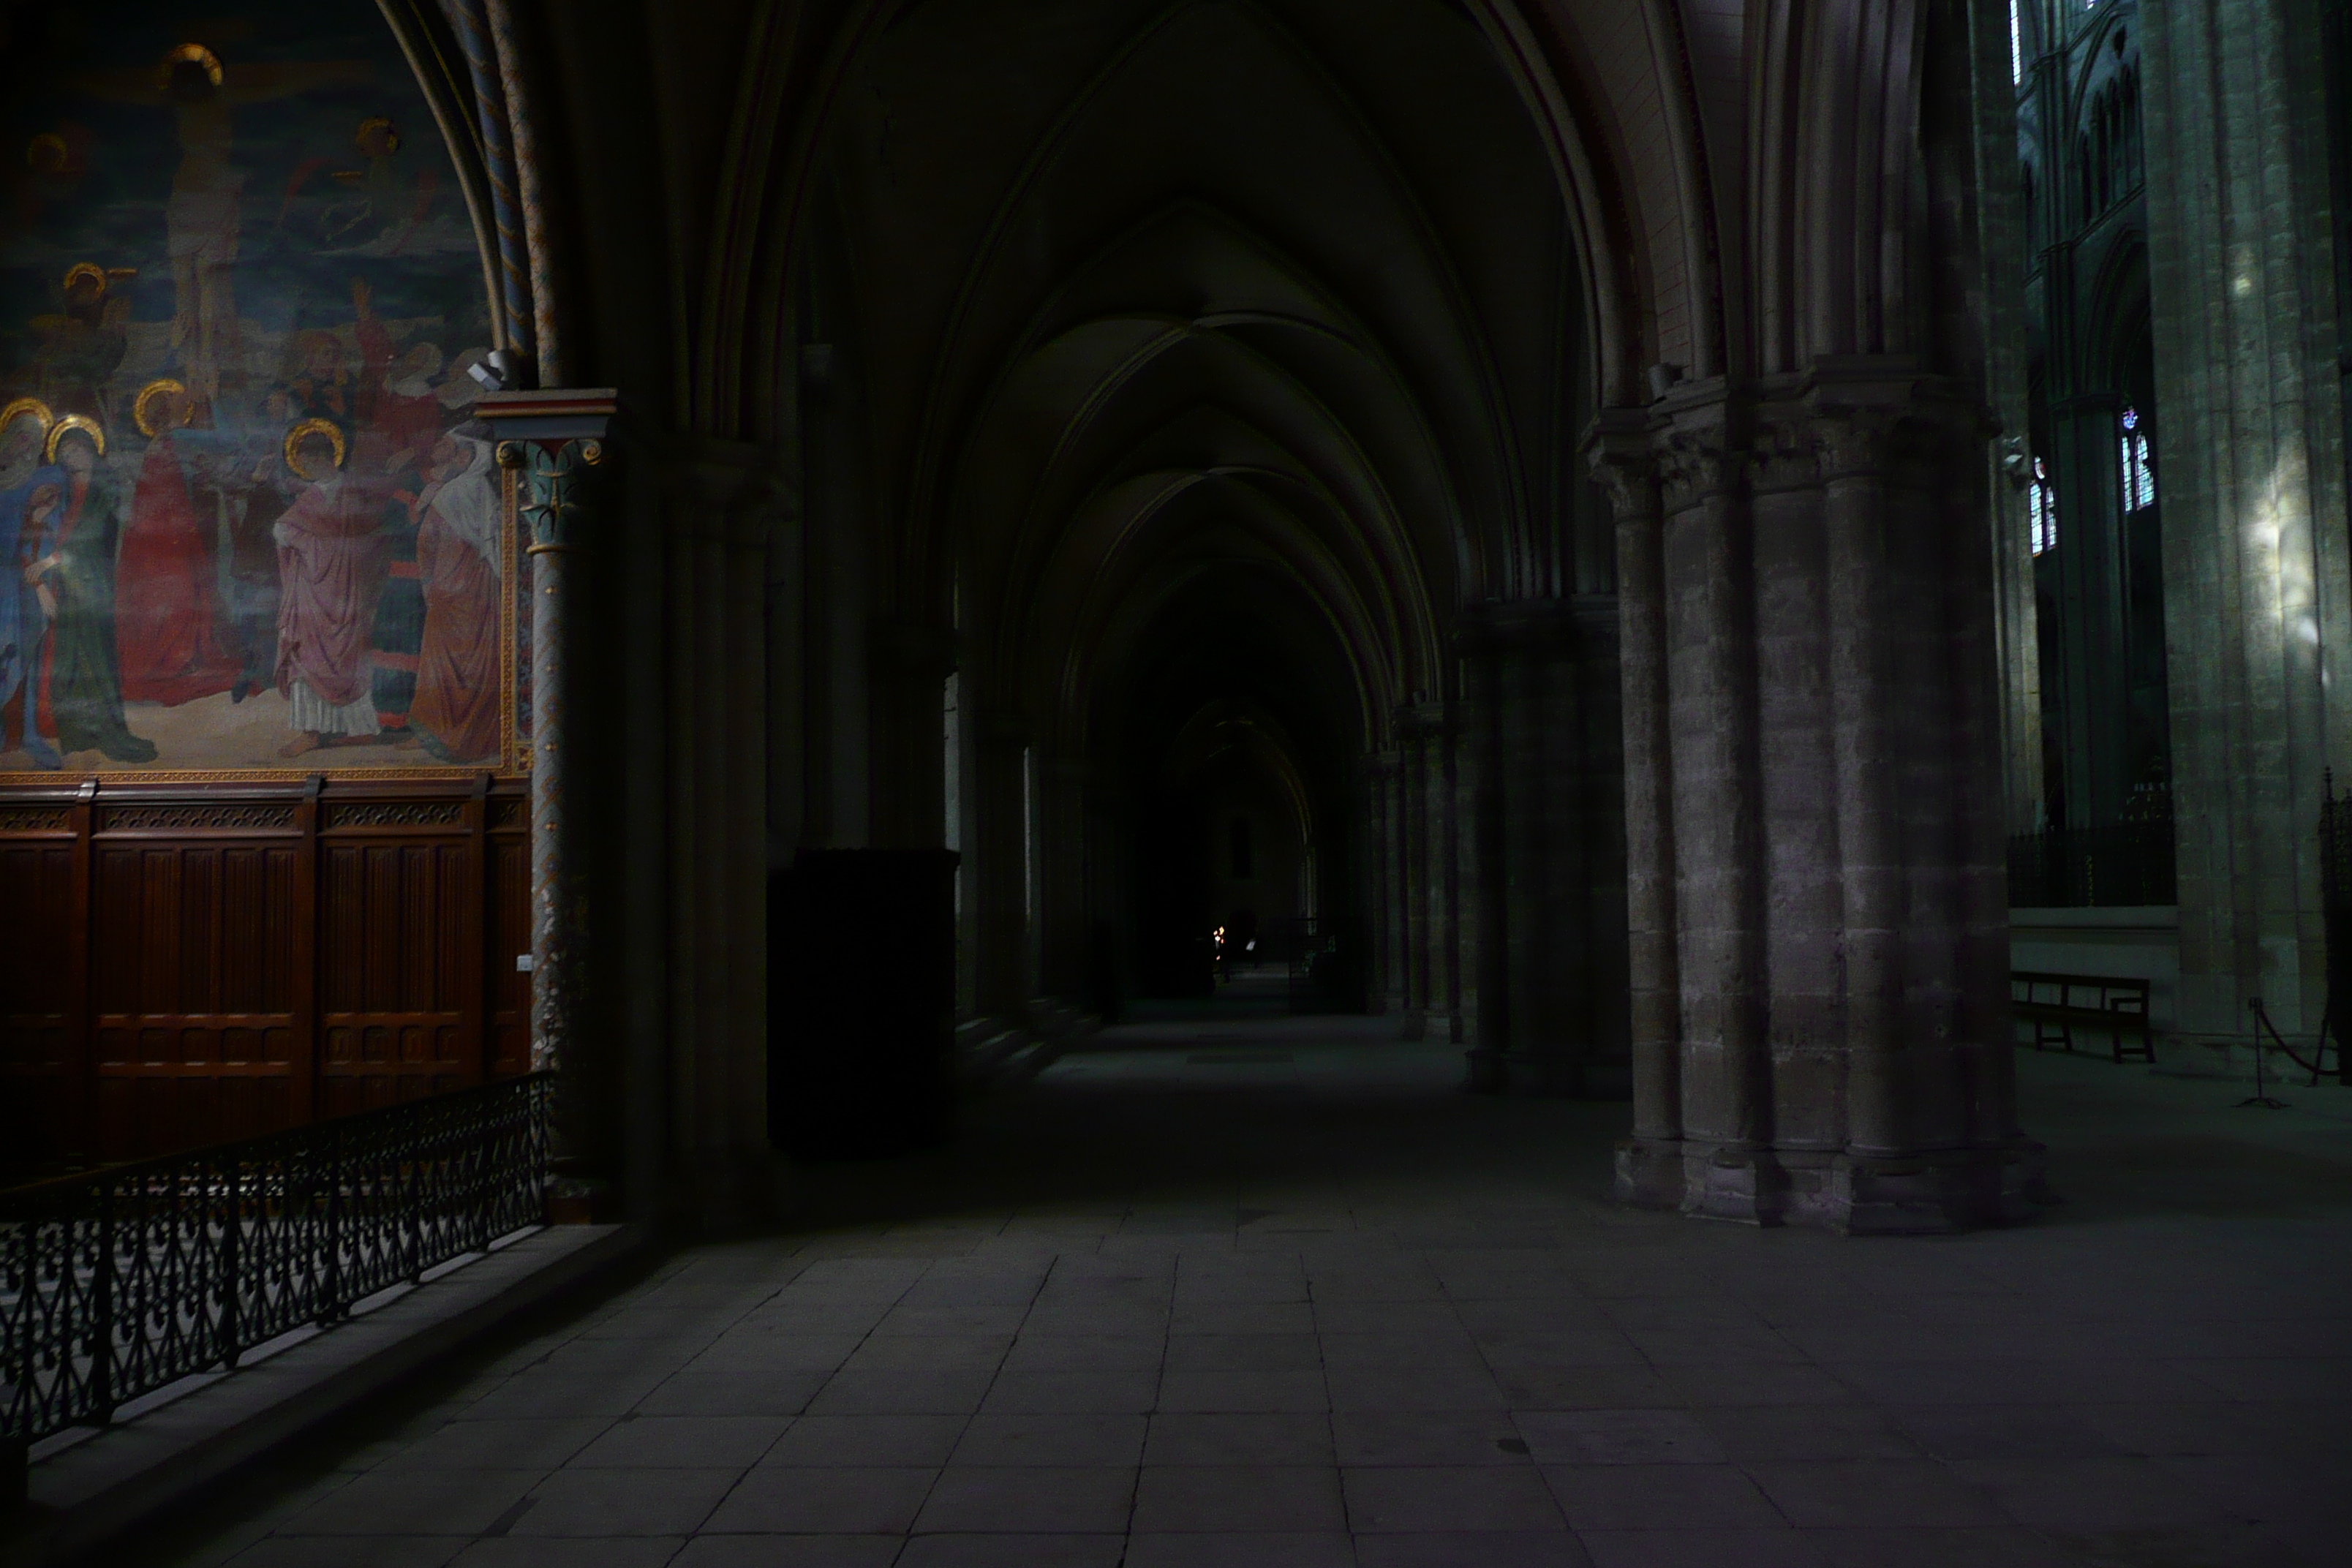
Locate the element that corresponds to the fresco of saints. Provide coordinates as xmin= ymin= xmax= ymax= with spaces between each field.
xmin=406 ymin=429 xmax=501 ymax=763
xmin=273 ymin=418 xmax=390 ymax=755
xmin=118 ymin=379 xmax=239 ymax=704
xmin=18 ymin=419 xmax=156 ymax=764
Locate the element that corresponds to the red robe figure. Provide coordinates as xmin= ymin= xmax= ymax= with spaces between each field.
xmin=273 ymin=420 xmax=388 ymax=755
xmin=116 ymin=379 xmax=237 ymax=704
xmin=406 ymin=432 xmax=500 ymax=762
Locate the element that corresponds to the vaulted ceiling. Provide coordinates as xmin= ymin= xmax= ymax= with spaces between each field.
xmin=796 ymin=0 xmax=1591 ymax=749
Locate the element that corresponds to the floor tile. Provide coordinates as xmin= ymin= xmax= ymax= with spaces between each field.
xmin=1343 ymin=1453 xmax=1574 ymax=1534
xmin=510 ymin=1468 xmax=736 ymax=1535
xmin=1333 ymin=1410 xmax=1531 ymax=1466
xmin=1744 ymin=1459 xmax=2008 ymax=1529
xmin=1161 ymin=1333 xmax=1322 ymax=1372
xmin=671 ymin=1536 xmax=902 ymax=1567
xmin=1326 ymin=1365 xmax=1506 ymax=1411
xmin=1801 ymin=1525 xmax=2086 ymax=1567
xmin=1121 ymin=1531 xmax=1355 ymax=1567
xmin=701 ymin=1466 xmax=938 ymax=1532
xmin=1576 ymin=1528 xmax=1826 ymax=1568
xmin=804 ymin=1370 xmax=993 ymax=1415
xmin=568 ymin=1415 xmax=790 ymax=1469
xmin=275 ymin=1470 xmax=539 ymax=1536
xmin=637 ymin=1370 xmax=825 ymax=1417
xmin=1540 ymin=1463 xmax=1784 ymax=1530
xmin=1157 ymin=1368 xmax=1330 ymax=1412
xmin=999 ymin=1334 xmax=1166 ymax=1371
xmin=840 ymin=1335 xmax=1013 ymax=1372
xmin=895 ymin=1536 xmax=1127 ymax=1567
xmin=226 ymin=1540 xmax=465 ymax=1568
xmin=755 ymin=1414 xmax=968 ymax=1467
xmin=982 ymin=1369 xmax=1161 ymax=1413
xmin=1515 ymin=1409 xmax=1727 ymax=1465
xmin=1354 ymin=1533 xmax=1595 ymax=1567
xmin=1131 ymin=1463 xmax=1348 ymax=1531
xmin=450 ymin=1538 xmax=686 ymax=1566
xmin=371 ymin=1419 xmax=610 ymax=1472
xmin=949 ymin=1411 xmax=1148 ymax=1466
xmin=1887 ymin=1403 xmax=2130 ymax=1462
xmin=1947 ymin=1456 xmax=2247 ymax=1530
xmin=1144 ymin=1411 xmax=1337 ymax=1466
xmin=1692 ymin=1404 xmax=1918 ymax=1462
xmin=913 ymin=1465 xmax=1138 ymax=1532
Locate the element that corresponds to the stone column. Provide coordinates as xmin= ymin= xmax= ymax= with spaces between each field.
xmin=486 ymin=391 xmax=615 ymax=1194
xmin=1373 ymin=752 xmax=1401 ymax=1025
xmin=1395 ymin=720 xmax=1430 ymax=1039
xmin=1598 ymin=368 xmax=2038 ymax=1233
xmin=1466 ymin=599 xmax=1598 ymax=1095
xmin=660 ymin=437 xmax=787 ymax=1216
xmin=1587 ymin=418 xmax=1681 ymax=1187
xmin=2143 ymin=0 xmax=2351 ymax=1055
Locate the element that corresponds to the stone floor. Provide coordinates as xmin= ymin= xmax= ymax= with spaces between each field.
xmin=130 ymin=992 xmax=2352 ymax=1568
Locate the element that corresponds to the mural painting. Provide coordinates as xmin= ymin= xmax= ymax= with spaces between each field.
xmin=0 ymin=3 xmax=513 ymax=777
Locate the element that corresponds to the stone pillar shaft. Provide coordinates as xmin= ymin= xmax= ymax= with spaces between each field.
xmin=1589 ymin=423 xmax=1681 ymax=1155
xmin=1592 ymin=369 xmax=2038 ymax=1233
xmin=2144 ymin=0 xmax=2349 ymax=1052
xmin=485 ymin=389 xmax=617 ymax=1188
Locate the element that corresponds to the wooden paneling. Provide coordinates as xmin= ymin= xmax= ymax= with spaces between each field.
xmin=0 ymin=809 xmax=80 ymax=1169
xmin=0 ymin=777 xmax=527 ymax=1179
xmin=487 ymin=797 xmax=532 ymax=1077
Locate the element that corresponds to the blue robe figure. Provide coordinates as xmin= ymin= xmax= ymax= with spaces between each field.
xmin=0 ymin=469 xmax=64 ymax=766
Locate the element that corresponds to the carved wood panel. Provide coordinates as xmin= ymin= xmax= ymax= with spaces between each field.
xmin=0 ymin=837 xmax=79 ymax=1169
xmin=90 ymin=837 xmax=305 ymax=1161
xmin=320 ymin=837 xmax=477 ymax=1114
xmin=488 ymin=831 xmax=532 ymax=1077
xmin=0 ymin=778 xmax=527 ymax=1179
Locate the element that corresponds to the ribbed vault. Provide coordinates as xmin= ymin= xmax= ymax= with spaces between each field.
xmin=774 ymin=0 xmax=1599 ymax=1009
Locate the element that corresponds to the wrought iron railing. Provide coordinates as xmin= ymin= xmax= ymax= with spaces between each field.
xmin=1 ymin=1073 xmax=551 ymax=1450
xmin=2008 ymin=820 xmax=2177 ymax=907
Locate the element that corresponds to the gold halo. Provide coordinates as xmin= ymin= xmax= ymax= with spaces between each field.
xmin=44 ymin=413 xmax=103 ymax=463
xmin=62 ymin=261 xmax=105 ymax=295
xmin=132 ymin=378 xmax=189 ymax=439
xmin=284 ymin=418 xmax=347 ymax=482
xmin=27 ymin=132 xmax=67 ymax=171
xmin=355 ymin=116 xmax=400 ymax=154
xmin=0 ymin=396 xmax=54 ymax=442
xmin=156 ymin=42 xmax=224 ymax=92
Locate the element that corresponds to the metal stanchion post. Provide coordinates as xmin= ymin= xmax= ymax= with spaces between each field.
xmin=2235 ymin=998 xmax=2289 ymax=1109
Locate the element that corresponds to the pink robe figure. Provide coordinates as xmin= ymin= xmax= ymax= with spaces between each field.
xmin=117 ymin=433 xmax=238 ymax=705
xmin=273 ymin=472 xmax=389 ymax=733
xmin=408 ymin=441 xmax=501 ymax=762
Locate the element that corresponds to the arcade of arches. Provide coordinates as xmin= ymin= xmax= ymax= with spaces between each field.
xmin=7 ymin=0 xmax=2352 ymax=1561
xmin=4 ymin=0 xmax=2349 ymax=1215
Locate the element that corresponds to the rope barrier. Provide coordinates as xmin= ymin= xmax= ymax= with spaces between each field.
xmin=2247 ymin=998 xmax=2340 ymax=1088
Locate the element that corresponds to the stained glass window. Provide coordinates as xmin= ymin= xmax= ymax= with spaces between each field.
xmin=2030 ymin=457 xmax=2058 ymax=555
xmin=2119 ymin=407 xmax=2155 ymax=511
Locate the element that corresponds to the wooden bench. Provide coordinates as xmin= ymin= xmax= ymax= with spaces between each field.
xmin=2012 ymin=971 xmax=2155 ymax=1063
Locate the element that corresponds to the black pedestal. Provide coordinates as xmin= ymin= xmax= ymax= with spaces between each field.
xmin=769 ymin=850 xmax=958 ymax=1158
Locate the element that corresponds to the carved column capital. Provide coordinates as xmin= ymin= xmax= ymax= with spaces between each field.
xmin=498 ymin=435 xmax=606 ymax=553
xmin=1582 ymin=410 xmax=1659 ymax=520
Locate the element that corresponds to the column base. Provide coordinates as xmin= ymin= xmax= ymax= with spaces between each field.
xmin=1398 ymin=1009 xmax=1428 ymax=1041
xmin=1479 ymin=1049 xmax=1635 ymax=1098
xmin=1615 ymin=1138 xmax=2052 ymax=1232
